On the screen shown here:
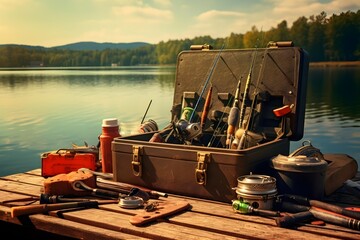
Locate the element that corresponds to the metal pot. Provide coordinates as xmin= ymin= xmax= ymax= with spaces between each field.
xmin=233 ymin=174 xmax=277 ymax=210
xmin=269 ymin=153 xmax=328 ymax=200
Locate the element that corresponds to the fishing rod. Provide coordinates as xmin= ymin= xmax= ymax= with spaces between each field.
xmin=237 ymin=49 xmax=257 ymax=131
xmin=237 ymin=49 xmax=267 ymax=149
xmin=141 ymin=99 xmax=152 ymax=124
xmin=167 ymin=43 xmax=224 ymax=145
xmin=236 ymin=31 xmax=266 ymax=149
xmin=236 ymin=95 xmax=262 ymax=149
xmin=237 ymin=28 xmax=264 ymax=131
xmin=189 ymin=43 xmax=225 ymax=123
xmin=226 ymin=78 xmax=242 ymax=148
xmin=200 ymin=86 xmax=213 ymax=130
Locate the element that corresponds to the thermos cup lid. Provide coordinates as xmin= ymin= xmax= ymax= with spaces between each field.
xmin=270 ymin=154 xmax=328 ymax=172
xmin=102 ymin=118 xmax=119 ymax=127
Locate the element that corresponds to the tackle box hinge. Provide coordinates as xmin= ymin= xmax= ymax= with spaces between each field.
xmin=195 ymin=152 xmax=210 ymax=185
xmin=132 ymin=145 xmax=143 ymax=177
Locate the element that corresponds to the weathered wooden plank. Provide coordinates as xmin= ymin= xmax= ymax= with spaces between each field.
xmin=1 ymin=202 xmax=150 ymax=239
xmin=49 ymin=201 xmax=359 ymax=240
xmin=29 ymin=213 xmax=151 ymax=240
xmin=25 ymin=168 xmax=42 ymax=176
xmin=63 ymin=190 xmax=360 ymax=239
xmin=50 ymin=208 xmax=240 ymax=240
xmin=107 ymin=196 xmax=359 ymax=240
xmin=0 ymin=190 xmax=39 ymax=207
xmin=176 ymin=197 xmax=360 ymax=239
xmin=0 ymin=179 xmax=43 ymax=197
xmin=0 ymin=206 xmax=148 ymax=240
xmin=0 ymin=172 xmax=45 ymax=186
xmin=172 ymin=209 xmax=360 ymax=239
xmin=1 ymin=169 xmax=360 ymax=239
xmin=122 ymin=197 xmax=360 ymax=239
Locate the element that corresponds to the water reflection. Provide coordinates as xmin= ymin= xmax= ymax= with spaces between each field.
xmin=0 ymin=66 xmax=359 ymax=176
xmin=306 ymin=67 xmax=360 ymax=122
xmin=0 ymin=66 xmax=176 ymax=89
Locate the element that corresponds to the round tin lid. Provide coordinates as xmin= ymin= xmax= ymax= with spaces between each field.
xmin=118 ymin=196 xmax=144 ymax=209
xmin=235 ymin=174 xmax=277 ymax=195
xmin=270 ymin=154 xmax=328 ymax=173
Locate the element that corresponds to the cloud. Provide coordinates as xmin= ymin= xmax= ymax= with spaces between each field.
xmin=197 ymin=10 xmax=244 ymax=21
xmin=76 ymin=3 xmax=175 ymax=43
xmin=112 ymin=5 xmax=173 ymax=23
xmin=183 ymin=10 xmax=247 ymax=38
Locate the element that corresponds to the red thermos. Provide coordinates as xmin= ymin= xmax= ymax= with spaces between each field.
xmin=100 ymin=118 xmax=121 ymax=173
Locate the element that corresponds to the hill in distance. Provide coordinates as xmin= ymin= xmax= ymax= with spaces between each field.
xmin=0 ymin=41 xmax=151 ymax=51
xmin=53 ymin=41 xmax=150 ymax=51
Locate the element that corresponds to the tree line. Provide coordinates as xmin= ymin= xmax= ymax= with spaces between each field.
xmin=0 ymin=10 xmax=359 ymax=67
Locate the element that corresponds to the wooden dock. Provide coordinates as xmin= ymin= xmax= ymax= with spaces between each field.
xmin=1 ymin=169 xmax=359 ymax=240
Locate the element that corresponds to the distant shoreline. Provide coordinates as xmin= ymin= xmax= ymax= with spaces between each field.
xmin=310 ymin=61 xmax=360 ymax=67
xmin=1 ymin=61 xmax=359 ymax=69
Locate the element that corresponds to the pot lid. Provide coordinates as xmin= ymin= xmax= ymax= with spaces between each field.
xmin=270 ymin=154 xmax=328 ymax=172
xmin=235 ymin=174 xmax=277 ymax=195
xmin=238 ymin=174 xmax=275 ymax=184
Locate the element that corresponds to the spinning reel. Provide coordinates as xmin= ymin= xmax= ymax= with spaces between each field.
xmin=172 ymin=119 xmax=202 ymax=143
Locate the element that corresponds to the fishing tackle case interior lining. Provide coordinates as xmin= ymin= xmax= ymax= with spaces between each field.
xmin=112 ymin=45 xmax=309 ymax=203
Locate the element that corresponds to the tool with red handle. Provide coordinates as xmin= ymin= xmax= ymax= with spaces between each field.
xmin=280 ymin=194 xmax=360 ymax=220
xmin=276 ymin=200 xmax=360 ymax=230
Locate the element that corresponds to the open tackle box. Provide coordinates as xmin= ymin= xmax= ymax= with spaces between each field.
xmin=112 ymin=42 xmax=309 ymax=203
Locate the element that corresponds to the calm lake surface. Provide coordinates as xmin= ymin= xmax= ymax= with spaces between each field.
xmin=0 ymin=65 xmax=359 ymax=176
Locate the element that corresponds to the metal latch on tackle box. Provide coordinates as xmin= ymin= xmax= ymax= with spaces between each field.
xmin=195 ymin=152 xmax=210 ymax=185
xmin=132 ymin=145 xmax=143 ymax=177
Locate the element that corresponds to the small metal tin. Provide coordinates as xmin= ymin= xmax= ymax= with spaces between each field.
xmin=118 ymin=196 xmax=144 ymax=209
xmin=233 ymin=174 xmax=277 ymax=210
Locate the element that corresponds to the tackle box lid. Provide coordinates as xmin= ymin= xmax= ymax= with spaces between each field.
xmin=171 ymin=43 xmax=309 ymax=141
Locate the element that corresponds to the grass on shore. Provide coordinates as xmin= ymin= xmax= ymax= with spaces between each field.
xmin=310 ymin=61 xmax=360 ymax=67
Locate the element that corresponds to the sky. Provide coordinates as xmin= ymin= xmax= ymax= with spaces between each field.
xmin=0 ymin=0 xmax=359 ymax=47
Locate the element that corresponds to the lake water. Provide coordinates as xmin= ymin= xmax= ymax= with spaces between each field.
xmin=0 ymin=65 xmax=359 ymax=176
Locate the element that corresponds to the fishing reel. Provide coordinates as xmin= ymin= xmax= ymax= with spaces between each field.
xmin=173 ymin=119 xmax=202 ymax=143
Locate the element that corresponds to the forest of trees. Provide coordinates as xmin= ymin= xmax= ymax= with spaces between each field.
xmin=0 ymin=10 xmax=359 ymax=67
